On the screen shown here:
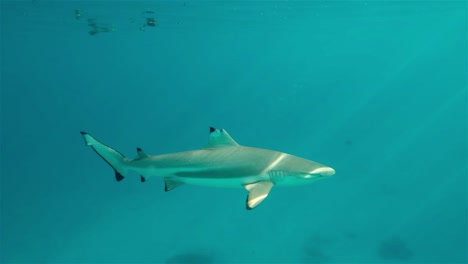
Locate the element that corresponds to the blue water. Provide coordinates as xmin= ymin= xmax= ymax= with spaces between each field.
xmin=1 ymin=1 xmax=466 ymax=263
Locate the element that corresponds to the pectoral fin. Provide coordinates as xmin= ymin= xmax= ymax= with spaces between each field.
xmin=244 ymin=181 xmax=274 ymax=210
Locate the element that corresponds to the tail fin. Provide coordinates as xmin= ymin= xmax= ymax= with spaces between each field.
xmin=80 ymin=132 xmax=129 ymax=181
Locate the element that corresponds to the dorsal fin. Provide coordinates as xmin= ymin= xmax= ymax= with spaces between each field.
xmin=136 ymin=147 xmax=149 ymax=159
xmin=205 ymin=127 xmax=239 ymax=148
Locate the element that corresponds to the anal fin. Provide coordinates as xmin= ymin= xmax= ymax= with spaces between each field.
xmin=164 ymin=178 xmax=184 ymax=192
xmin=244 ymin=181 xmax=274 ymax=210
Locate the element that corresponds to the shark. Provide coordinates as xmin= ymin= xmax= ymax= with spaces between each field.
xmin=80 ymin=127 xmax=335 ymax=209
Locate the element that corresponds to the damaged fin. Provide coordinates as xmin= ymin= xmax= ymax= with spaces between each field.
xmin=205 ymin=127 xmax=239 ymax=148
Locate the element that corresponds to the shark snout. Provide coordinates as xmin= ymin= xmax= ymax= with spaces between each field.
xmin=310 ymin=167 xmax=335 ymax=177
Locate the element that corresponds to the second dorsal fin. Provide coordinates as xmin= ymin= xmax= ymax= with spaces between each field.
xmin=205 ymin=127 xmax=239 ymax=149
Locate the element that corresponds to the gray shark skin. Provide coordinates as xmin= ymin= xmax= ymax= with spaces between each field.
xmin=80 ymin=127 xmax=335 ymax=209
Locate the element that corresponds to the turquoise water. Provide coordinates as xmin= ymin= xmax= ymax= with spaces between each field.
xmin=1 ymin=1 xmax=466 ymax=263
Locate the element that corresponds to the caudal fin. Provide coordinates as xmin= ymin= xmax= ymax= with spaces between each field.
xmin=80 ymin=132 xmax=129 ymax=181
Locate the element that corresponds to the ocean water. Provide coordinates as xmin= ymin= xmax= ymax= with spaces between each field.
xmin=1 ymin=0 xmax=467 ymax=263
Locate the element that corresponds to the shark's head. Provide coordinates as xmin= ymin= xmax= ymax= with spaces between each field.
xmin=290 ymin=165 xmax=335 ymax=185
xmin=304 ymin=166 xmax=335 ymax=178
xmin=268 ymin=154 xmax=335 ymax=186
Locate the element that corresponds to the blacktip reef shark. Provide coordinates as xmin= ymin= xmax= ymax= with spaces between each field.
xmin=80 ymin=127 xmax=335 ymax=210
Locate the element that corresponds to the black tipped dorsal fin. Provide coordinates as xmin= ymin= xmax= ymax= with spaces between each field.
xmin=136 ymin=147 xmax=149 ymax=159
xmin=205 ymin=127 xmax=239 ymax=148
